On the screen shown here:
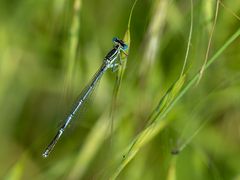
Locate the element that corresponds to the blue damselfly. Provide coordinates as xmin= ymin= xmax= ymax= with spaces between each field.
xmin=42 ymin=37 xmax=128 ymax=158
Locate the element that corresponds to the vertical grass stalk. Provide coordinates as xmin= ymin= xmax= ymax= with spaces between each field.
xmin=110 ymin=27 xmax=240 ymax=179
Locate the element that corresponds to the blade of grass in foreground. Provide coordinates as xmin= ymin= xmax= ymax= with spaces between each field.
xmin=110 ymin=27 xmax=240 ymax=179
xmin=112 ymin=0 xmax=138 ymax=95
xmin=197 ymin=0 xmax=219 ymax=84
xmin=180 ymin=0 xmax=193 ymax=76
xmin=110 ymin=0 xmax=137 ymax=123
xmin=110 ymin=74 xmax=186 ymax=180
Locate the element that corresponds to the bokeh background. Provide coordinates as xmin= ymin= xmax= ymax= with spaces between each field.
xmin=0 ymin=0 xmax=240 ymax=179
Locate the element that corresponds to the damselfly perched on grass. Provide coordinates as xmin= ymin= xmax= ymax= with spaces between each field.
xmin=42 ymin=37 xmax=128 ymax=158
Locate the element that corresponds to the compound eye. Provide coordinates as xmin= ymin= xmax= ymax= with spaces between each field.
xmin=112 ymin=37 xmax=119 ymax=43
xmin=122 ymin=44 xmax=128 ymax=51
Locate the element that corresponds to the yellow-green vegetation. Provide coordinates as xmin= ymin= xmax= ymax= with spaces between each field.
xmin=1 ymin=0 xmax=240 ymax=179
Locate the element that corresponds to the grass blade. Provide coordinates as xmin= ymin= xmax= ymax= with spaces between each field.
xmin=110 ymin=0 xmax=138 ymax=141
xmin=110 ymin=27 xmax=240 ymax=179
xmin=65 ymin=0 xmax=82 ymax=91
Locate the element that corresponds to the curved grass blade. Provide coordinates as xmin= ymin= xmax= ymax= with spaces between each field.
xmin=110 ymin=74 xmax=186 ymax=180
xmin=110 ymin=0 xmax=138 ymax=140
xmin=111 ymin=0 xmax=137 ymax=108
xmin=180 ymin=0 xmax=193 ymax=76
xmin=110 ymin=27 xmax=240 ymax=179
xmin=197 ymin=0 xmax=219 ymax=84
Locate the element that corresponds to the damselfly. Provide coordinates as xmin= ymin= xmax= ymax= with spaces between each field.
xmin=42 ymin=37 xmax=128 ymax=158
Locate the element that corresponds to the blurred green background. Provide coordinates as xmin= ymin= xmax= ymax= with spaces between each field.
xmin=0 ymin=0 xmax=240 ymax=179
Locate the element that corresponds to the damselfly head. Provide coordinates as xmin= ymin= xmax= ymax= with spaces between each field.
xmin=112 ymin=37 xmax=119 ymax=43
xmin=112 ymin=37 xmax=128 ymax=51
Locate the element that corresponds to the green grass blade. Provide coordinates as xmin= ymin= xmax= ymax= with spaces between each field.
xmin=110 ymin=27 xmax=240 ymax=179
xmin=166 ymin=157 xmax=177 ymax=180
xmin=110 ymin=75 xmax=186 ymax=180
xmin=112 ymin=0 xmax=137 ymax=96
xmin=68 ymin=2 xmax=138 ymax=179
xmin=68 ymin=112 xmax=114 ymax=179
xmin=139 ymin=0 xmax=168 ymax=78
xmin=110 ymin=0 xmax=138 ymax=139
xmin=65 ymin=0 xmax=81 ymax=89
xmin=197 ymin=0 xmax=220 ymax=84
xmin=180 ymin=0 xmax=193 ymax=76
